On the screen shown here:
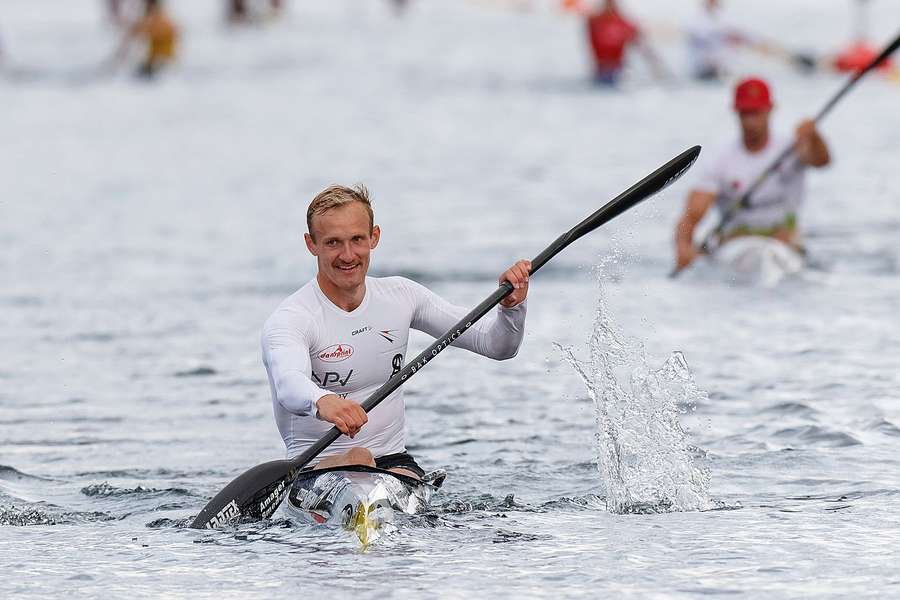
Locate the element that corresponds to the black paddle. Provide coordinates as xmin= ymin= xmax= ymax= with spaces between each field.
xmin=671 ymin=30 xmax=900 ymax=277
xmin=189 ymin=145 xmax=701 ymax=529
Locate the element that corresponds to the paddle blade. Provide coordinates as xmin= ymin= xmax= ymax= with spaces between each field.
xmin=190 ymin=459 xmax=295 ymax=529
xmin=530 ymin=145 xmax=700 ymax=275
xmin=569 ymin=145 xmax=700 ymax=242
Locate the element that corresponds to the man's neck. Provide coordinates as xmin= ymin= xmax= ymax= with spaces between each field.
xmin=317 ymin=273 xmax=366 ymax=312
xmin=743 ymin=133 xmax=769 ymax=153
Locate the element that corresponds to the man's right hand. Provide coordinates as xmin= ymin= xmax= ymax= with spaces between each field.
xmin=673 ymin=190 xmax=716 ymax=274
xmin=675 ymin=242 xmax=699 ymax=272
xmin=316 ymin=394 xmax=368 ymax=438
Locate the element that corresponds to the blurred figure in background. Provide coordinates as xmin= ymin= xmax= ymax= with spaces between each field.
xmin=685 ymin=0 xmax=750 ymax=81
xmin=586 ymin=0 xmax=667 ymax=86
xmin=227 ymin=0 xmax=285 ymax=25
xmin=390 ymin=0 xmax=411 ymax=16
xmin=561 ymin=0 xmax=586 ymax=13
xmin=228 ymin=0 xmax=250 ymax=23
xmin=107 ymin=0 xmax=124 ymax=26
xmin=833 ymin=0 xmax=893 ymax=74
xmin=115 ymin=0 xmax=178 ymax=78
xmin=107 ymin=0 xmax=129 ymax=27
xmin=674 ymin=78 xmax=831 ymax=272
xmin=107 ymin=0 xmax=146 ymax=29
xmin=686 ymin=0 xmax=818 ymax=80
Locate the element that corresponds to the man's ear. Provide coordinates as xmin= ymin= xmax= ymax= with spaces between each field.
xmin=370 ymin=225 xmax=381 ymax=249
xmin=304 ymin=232 xmax=318 ymax=256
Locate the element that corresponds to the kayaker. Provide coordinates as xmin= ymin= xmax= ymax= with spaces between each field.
xmin=586 ymin=0 xmax=666 ymax=86
xmin=115 ymin=0 xmax=178 ymax=78
xmin=685 ymin=0 xmax=751 ymax=81
xmin=262 ymin=185 xmax=529 ymax=479
xmin=673 ymin=77 xmax=831 ymax=271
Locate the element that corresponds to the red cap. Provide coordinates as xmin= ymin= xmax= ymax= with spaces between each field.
xmin=733 ymin=77 xmax=773 ymax=112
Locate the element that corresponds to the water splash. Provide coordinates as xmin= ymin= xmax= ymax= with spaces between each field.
xmin=556 ymin=270 xmax=713 ymax=514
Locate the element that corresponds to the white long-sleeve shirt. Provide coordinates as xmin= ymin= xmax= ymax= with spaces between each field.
xmin=261 ymin=276 xmax=526 ymax=459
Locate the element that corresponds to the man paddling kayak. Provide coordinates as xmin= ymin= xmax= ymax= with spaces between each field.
xmin=674 ymin=77 xmax=830 ymax=272
xmin=586 ymin=0 xmax=667 ymax=86
xmin=262 ymin=185 xmax=529 ymax=479
xmin=685 ymin=0 xmax=749 ymax=81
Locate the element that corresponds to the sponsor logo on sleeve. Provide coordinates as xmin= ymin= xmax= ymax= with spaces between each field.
xmin=317 ymin=344 xmax=353 ymax=363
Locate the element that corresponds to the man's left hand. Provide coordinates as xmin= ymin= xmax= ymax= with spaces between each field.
xmin=499 ymin=259 xmax=531 ymax=308
xmin=795 ymin=118 xmax=830 ymax=168
xmin=795 ymin=119 xmax=817 ymax=145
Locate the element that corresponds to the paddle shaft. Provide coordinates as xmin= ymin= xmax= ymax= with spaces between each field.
xmin=693 ymin=31 xmax=900 ymax=257
xmin=189 ymin=145 xmax=701 ymax=529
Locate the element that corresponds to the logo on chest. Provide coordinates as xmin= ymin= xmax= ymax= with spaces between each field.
xmin=379 ymin=330 xmax=399 ymax=343
xmin=317 ymin=344 xmax=354 ymax=363
xmin=312 ymin=370 xmax=354 ymax=387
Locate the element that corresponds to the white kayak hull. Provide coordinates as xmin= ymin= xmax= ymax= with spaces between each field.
xmin=285 ymin=466 xmax=445 ymax=544
xmin=712 ymin=236 xmax=804 ymax=286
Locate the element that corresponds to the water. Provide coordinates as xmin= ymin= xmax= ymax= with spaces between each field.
xmin=2 ymin=1 xmax=900 ymax=597
xmin=557 ymin=266 xmax=714 ymax=515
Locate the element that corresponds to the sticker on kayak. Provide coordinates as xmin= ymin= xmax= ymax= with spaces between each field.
xmin=318 ymin=344 xmax=354 ymax=363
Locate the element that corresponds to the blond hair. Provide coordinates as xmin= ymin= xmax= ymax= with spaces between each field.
xmin=306 ymin=184 xmax=374 ymax=239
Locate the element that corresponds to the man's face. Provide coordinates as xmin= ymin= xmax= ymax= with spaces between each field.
xmin=738 ymin=108 xmax=770 ymax=148
xmin=304 ymin=203 xmax=380 ymax=293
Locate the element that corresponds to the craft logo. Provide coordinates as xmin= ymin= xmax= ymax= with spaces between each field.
xmin=318 ymin=344 xmax=353 ymax=363
xmin=379 ymin=330 xmax=399 ymax=343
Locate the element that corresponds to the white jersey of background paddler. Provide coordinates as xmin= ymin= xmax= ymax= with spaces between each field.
xmin=694 ymin=134 xmax=806 ymax=236
xmin=262 ymin=276 xmax=526 ymax=460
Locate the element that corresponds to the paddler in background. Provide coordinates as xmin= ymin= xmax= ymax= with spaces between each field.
xmin=685 ymin=0 xmax=752 ymax=81
xmin=674 ymin=77 xmax=831 ymax=272
xmin=686 ymin=0 xmax=817 ymax=81
xmin=586 ymin=0 xmax=668 ymax=86
xmin=262 ymin=185 xmax=530 ymax=479
xmin=114 ymin=0 xmax=178 ymax=78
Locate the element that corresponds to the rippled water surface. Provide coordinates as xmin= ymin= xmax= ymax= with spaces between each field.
xmin=3 ymin=1 xmax=900 ymax=598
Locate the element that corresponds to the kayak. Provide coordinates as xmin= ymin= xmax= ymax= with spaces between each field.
xmin=712 ymin=236 xmax=804 ymax=286
xmin=285 ymin=465 xmax=445 ymax=545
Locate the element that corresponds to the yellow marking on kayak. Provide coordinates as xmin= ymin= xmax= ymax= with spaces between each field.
xmin=351 ymin=501 xmax=378 ymax=547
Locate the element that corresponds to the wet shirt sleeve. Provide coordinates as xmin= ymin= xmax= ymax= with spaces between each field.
xmin=261 ymin=314 xmax=329 ymax=416
xmin=405 ymin=279 xmax=526 ymax=360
